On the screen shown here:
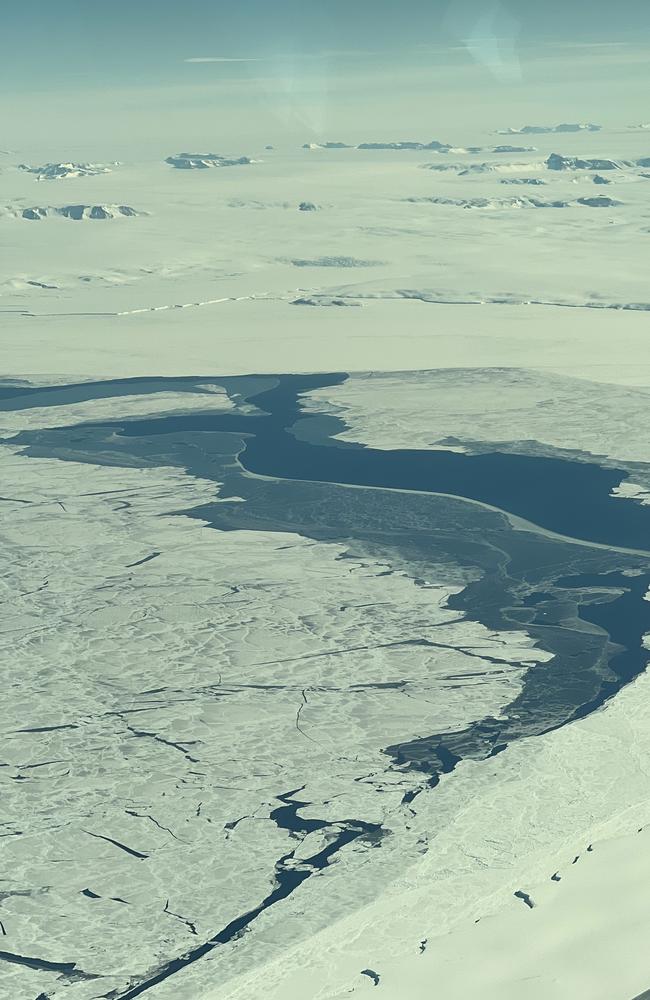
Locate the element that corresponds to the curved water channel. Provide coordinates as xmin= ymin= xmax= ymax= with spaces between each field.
xmin=7 ymin=371 xmax=650 ymax=765
xmin=110 ymin=373 xmax=650 ymax=764
xmin=119 ymin=372 xmax=650 ymax=551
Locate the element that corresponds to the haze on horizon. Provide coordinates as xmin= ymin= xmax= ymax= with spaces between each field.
xmin=2 ymin=1 xmax=649 ymax=156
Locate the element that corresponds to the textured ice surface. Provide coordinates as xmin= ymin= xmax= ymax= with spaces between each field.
xmin=0 ymin=408 xmax=553 ymax=998
xmin=302 ymin=369 xmax=650 ymax=466
xmin=2 ymin=119 xmax=650 ymax=1000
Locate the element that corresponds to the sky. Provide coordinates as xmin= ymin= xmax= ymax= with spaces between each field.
xmin=2 ymin=1 xmax=649 ymax=151
xmin=3 ymin=0 xmax=650 ymax=91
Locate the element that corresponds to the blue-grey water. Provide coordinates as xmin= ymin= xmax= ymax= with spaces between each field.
xmin=6 ymin=372 xmax=650 ymax=760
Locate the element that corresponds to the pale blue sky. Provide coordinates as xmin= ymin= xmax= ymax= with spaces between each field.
xmin=3 ymin=0 xmax=650 ymax=92
xmin=2 ymin=1 xmax=649 ymax=153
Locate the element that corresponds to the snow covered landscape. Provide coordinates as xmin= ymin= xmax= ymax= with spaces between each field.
xmin=2 ymin=5 xmax=650 ymax=999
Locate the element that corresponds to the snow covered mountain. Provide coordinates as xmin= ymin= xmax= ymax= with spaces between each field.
xmin=165 ymin=152 xmax=253 ymax=169
xmin=18 ymin=162 xmax=116 ymax=180
xmin=302 ymin=141 xmax=353 ymax=149
xmin=303 ymin=140 xmax=536 ymax=154
xmin=356 ymin=140 xmax=453 ymax=151
xmin=405 ymin=195 xmax=621 ymax=209
xmin=546 ymin=153 xmax=631 ymax=170
xmin=498 ymin=123 xmax=602 ymax=134
xmin=16 ymin=204 xmax=142 ymax=220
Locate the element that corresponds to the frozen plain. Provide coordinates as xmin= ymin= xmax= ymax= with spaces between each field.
xmin=2 ymin=125 xmax=650 ymax=382
xmin=1 ymin=117 xmax=650 ymax=1000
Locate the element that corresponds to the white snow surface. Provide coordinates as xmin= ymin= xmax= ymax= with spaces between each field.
xmin=2 ymin=128 xmax=650 ymax=384
xmin=302 ymin=368 xmax=650 ymax=465
xmin=0 ymin=434 xmax=549 ymax=1000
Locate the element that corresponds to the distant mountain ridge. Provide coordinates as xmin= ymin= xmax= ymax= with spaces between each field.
xmin=15 ymin=204 xmax=141 ymax=220
xmin=304 ymin=140 xmax=536 ymax=154
xmin=166 ymin=152 xmax=253 ymax=169
xmin=18 ymin=162 xmax=116 ymax=180
xmin=546 ymin=153 xmax=632 ymax=170
xmin=497 ymin=123 xmax=602 ymax=134
xmin=405 ymin=195 xmax=621 ymax=209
